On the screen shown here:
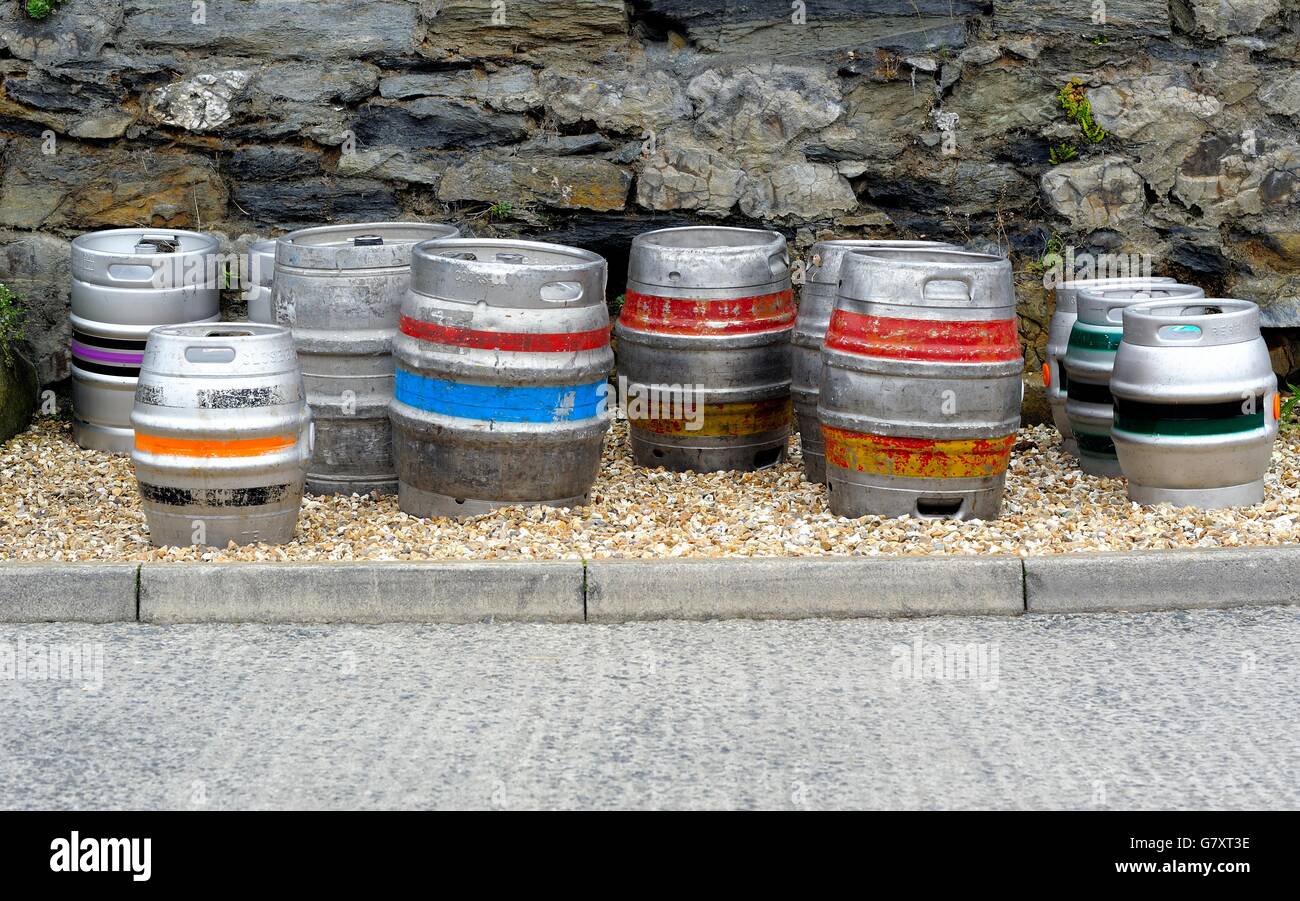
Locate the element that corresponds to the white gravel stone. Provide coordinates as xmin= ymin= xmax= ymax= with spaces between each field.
xmin=3 ymin=417 xmax=1300 ymax=562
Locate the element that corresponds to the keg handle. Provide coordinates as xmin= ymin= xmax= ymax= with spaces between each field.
xmin=769 ymin=251 xmax=790 ymax=279
xmin=539 ymin=281 xmax=584 ymax=304
xmin=1154 ymin=324 xmax=1203 ymax=344
xmin=921 ymin=274 xmax=973 ymax=302
xmin=184 ymin=346 xmax=236 ymax=364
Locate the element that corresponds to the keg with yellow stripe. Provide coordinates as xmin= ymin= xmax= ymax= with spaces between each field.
xmin=793 ymin=239 xmax=954 ymax=484
xmin=1112 ymin=299 xmax=1276 ymax=509
xmin=130 ymin=324 xmax=312 ymax=547
xmin=616 ymin=226 xmax=793 ymax=472
xmin=819 ymin=247 xmax=1022 ymax=520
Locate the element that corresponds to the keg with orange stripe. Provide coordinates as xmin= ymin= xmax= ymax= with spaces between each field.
xmin=130 ymin=324 xmax=312 ymax=547
xmin=616 ymin=226 xmax=793 ymax=472
xmin=819 ymin=247 xmax=1022 ymax=520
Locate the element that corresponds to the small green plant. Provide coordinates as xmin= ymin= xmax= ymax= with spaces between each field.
xmin=1024 ymin=234 xmax=1066 ymax=274
xmin=608 ymin=293 xmax=625 ymax=318
xmin=1058 ymin=78 xmax=1107 ymax=145
xmin=1092 ymin=34 xmax=1109 ymax=45
xmin=26 ymin=0 xmax=62 ymax=19
xmin=0 ymin=283 xmax=27 ymax=370
xmin=487 ymin=201 xmax=514 ymax=221
xmin=1049 ymin=143 xmax=1078 ymax=165
xmin=1281 ymin=383 xmax=1300 ymax=431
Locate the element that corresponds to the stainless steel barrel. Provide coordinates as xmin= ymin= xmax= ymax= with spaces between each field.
xmin=793 ymin=239 xmax=954 ymax=484
xmin=70 ymin=228 xmax=220 ymax=454
xmin=242 ymin=239 xmax=276 ymax=324
xmin=819 ymin=247 xmax=1022 ymax=520
xmin=391 ymin=238 xmax=613 ymax=519
xmin=1045 ymin=276 xmax=1175 ymax=458
xmin=130 ymin=324 xmax=312 ymax=548
xmin=274 ymin=221 xmax=459 ymax=495
xmin=1063 ymin=282 xmax=1204 ymax=476
xmin=616 ymin=226 xmax=793 ymax=472
xmin=1112 ymin=299 xmax=1276 ymax=508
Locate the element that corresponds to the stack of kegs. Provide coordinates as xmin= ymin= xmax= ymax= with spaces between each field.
xmin=818 ymin=247 xmax=1023 ymax=520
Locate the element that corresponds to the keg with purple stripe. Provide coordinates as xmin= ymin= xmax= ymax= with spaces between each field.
xmin=71 ymin=228 xmax=220 ymax=453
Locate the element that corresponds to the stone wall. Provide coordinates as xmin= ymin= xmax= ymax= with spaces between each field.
xmin=1 ymin=0 xmax=1298 ymax=417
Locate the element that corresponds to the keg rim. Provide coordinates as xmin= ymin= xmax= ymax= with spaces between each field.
xmin=1056 ymin=275 xmax=1177 ymax=292
xmin=632 ymin=225 xmax=786 ymax=252
xmin=149 ymin=322 xmax=291 ymax=343
xmin=1076 ymin=283 xmax=1205 ymax=325
xmin=849 ymin=246 xmax=1008 ymax=266
xmin=807 ymin=239 xmax=956 ymax=285
xmin=412 ymin=237 xmax=606 ymax=271
xmin=279 ymin=221 xmax=460 ymax=249
xmin=71 ymin=227 xmax=219 ymax=258
xmin=1120 ymin=297 xmax=1260 ymax=347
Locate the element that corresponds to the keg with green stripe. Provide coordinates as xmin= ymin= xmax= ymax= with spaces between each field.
xmin=1045 ymin=276 xmax=1175 ymax=458
xmin=1062 ymin=282 xmax=1204 ymax=476
xmin=1111 ymin=299 xmax=1276 ymax=509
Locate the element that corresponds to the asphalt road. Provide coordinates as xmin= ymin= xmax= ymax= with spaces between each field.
xmin=2 ymin=606 xmax=1296 ymax=809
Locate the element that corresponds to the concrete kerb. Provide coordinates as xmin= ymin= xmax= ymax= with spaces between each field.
xmin=4 ymin=547 xmax=1300 ymax=624
xmin=137 ymin=561 xmax=587 ymax=624
xmin=0 ymin=562 xmax=140 ymax=622
xmin=1023 ymin=546 xmax=1300 ymax=613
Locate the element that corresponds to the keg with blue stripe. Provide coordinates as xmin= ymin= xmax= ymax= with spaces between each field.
xmin=70 ymin=228 xmax=220 ymax=453
xmin=131 ymin=324 xmax=312 ymax=547
xmin=391 ymin=238 xmax=613 ymax=519
xmin=1063 ymin=282 xmax=1204 ymax=476
xmin=1112 ymin=299 xmax=1276 ymax=509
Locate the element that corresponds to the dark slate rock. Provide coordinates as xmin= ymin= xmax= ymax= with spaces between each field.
xmin=231 ymin=177 xmax=398 ymax=225
xmin=353 ymin=100 xmax=529 ymax=152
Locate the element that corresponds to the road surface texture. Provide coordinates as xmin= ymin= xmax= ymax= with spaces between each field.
xmin=2 ymin=606 xmax=1296 ymax=809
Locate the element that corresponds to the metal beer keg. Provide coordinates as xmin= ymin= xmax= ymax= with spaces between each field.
xmin=1111 ymin=298 xmax=1276 ymax=508
xmin=617 ymin=226 xmax=794 ymax=472
xmin=793 ymin=239 xmax=953 ymax=483
xmin=391 ymin=238 xmax=613 ymax=519
xmin=1045 ymin=275 xmax=1175 ymax=457
xmin=274 ymin=221 xmax=459 ymax=495
xmin=242 ymin=239 xmax=276 ymax=324
xmin=131 ymin=323 xmax=312 ymax=548
xmin=819 ymin=247 xmax=1022 ymax=520
xmin=1063 ymin=282 xmax=1204 ymax=476
xmin=70 ymin=228 xmax=220 ymax=453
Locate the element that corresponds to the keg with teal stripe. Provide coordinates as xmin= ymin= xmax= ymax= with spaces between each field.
xmin=1062 ymin=282 xmax=1204 ymax=476
xmin=1111 ymin=299 xmax=1276 ymax=509
xmin=390 ymin=238 xmax=613 ymax=519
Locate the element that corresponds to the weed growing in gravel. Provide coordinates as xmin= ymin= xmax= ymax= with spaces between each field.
xmin=0 ymin=283 xmax=27 ymax=369
xmin=1281 ymin=384 xmax=1300 ymax=432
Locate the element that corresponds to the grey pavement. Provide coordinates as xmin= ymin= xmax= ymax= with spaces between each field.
xmin=1 ymin=606 xmax=1297 ymax=810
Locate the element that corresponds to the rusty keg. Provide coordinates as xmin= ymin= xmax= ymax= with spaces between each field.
xmin=616 ymin=226 xmax=793 ymax=472
xmin=819 ymin=247 xmax=1022 ymax=520
xmin=1045 ymin=276 xmax=1175 ymax=458
xmin=274 ymin=221 xmax=459 ymax=495
xmin=391 ymin=238 xmax=613 ymax=519
xmin=1063 ymin=282 xmax=1204 ymax=476
xmin=793 ymin=239 xmax=954 ymax=484
xmin=70 ymin=228 xmax=220 ymax=454
xmin=130 ymin=323 xmax=312 ymax=547
xmin=1112 ymin=298 xmax=1276 ymax=508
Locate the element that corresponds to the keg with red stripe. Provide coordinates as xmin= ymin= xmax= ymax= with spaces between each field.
xmin=130 ymin=324 xmax=312 ymax=547
xmin=819 ymin=247 xmax=1022 ymax=520
xmin=391 ymin=238 xmax=613 ymax=519
xmin=793 ymin=239 xmax=955 ymax=484
xmin=71 ymin=229 xmax=220 ymax=454
xmin=616 ymin=226 xmax=793 ymax=472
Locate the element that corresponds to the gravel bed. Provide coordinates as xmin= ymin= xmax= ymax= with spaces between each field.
xmin=3 ymin=416 xmax=1300 ymax=561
